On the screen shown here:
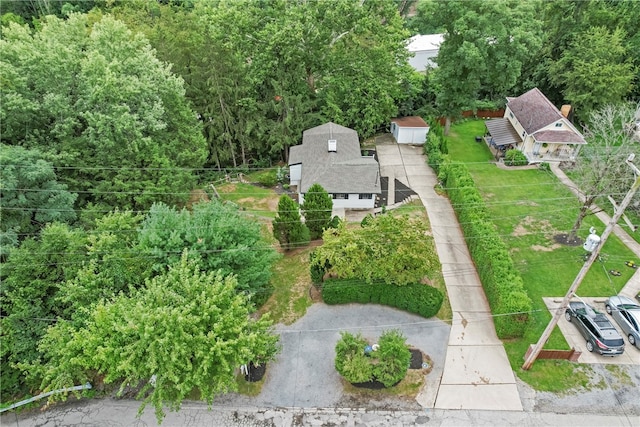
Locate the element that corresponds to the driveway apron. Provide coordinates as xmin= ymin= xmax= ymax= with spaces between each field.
xmin=376 ymin=142 xmax=523 ymax=411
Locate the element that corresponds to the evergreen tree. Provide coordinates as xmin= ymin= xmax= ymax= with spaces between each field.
xmin=301 ymin=183 xmax=333 ymax=240
xmin=273 ymin=195 xmax=310 ymax=250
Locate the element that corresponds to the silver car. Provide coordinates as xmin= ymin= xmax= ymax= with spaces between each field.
xmin=605 ymin=295 xmax=640 ymax=347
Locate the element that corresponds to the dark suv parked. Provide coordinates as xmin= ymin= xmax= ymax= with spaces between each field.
xmin=565 ymin=301 xmax=625 ymax=356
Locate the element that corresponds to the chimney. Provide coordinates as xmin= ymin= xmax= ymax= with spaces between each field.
xmin=328 ymin=139 xmax=337 ymax=152
xmin=561 ymin=105 xmax=573 ymax=121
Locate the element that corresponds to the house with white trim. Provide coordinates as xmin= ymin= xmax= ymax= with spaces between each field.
xmin=484 ymin=88 xmax=586 ymax=163
xmin=288 ymin=122 xmax=381 ymax=211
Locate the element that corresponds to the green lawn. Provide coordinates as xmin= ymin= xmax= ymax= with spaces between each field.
xmin=444 ymin=120 xmax=636 ymax=391
xmin=217 ymin=181 xmax=279 ymax=219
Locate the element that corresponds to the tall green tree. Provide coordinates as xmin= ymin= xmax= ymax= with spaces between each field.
xmin=31 ymin=253 xmax=279 ymax=423
xmin=431 ymin=0 xmax=542 ymax=134
xmin=550 ymin=27 xmax=635 ymax=120
xmin=301 ymin=183 xmax=333 ymax=240
xmin=0 ymin=14 xmax=207 ymax=210
xmin=137 ymin=200 xmax=280 ymax=299
xmin=0 ymin=145 xmax=77 ymax=258
xmin=273 ymin=195 xmax=310 ymax=250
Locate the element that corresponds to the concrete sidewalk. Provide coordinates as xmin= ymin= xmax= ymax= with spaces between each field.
xmin=376 ymin=142 xmax=522 ymax=411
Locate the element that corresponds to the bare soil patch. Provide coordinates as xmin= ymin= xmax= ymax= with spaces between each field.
xmin=513 ymin=216 xmax=563 ymax=251
xmin=554 ymin=233 xmax=583 ymax=246
xmin=187 ymin=189 xmax=210 ymax=209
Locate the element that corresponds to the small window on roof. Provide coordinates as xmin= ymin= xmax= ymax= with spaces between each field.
xmin=555 ymin=122 xmax=562 ymax=128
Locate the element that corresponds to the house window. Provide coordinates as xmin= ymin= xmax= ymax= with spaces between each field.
xmin=509 ymin=112 xmax=514 ymax=119
xmin=522 ymin=131 xmax=526 ymax=137
xmin=332 ymin=193 xmax=348 ymax=200
xmin=359 ymin=193 xmax=372 ymax=200
xmin=555 ymin=122 xmax=562 ymax=127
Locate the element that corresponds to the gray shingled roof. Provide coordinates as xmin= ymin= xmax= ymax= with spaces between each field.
xmin=288 ymin=122 xmax=381 ymax=194
xmin=508 ymin=88 xmax=564 ymax=134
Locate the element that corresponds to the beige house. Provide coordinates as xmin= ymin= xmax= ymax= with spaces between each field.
xmin=485 ymin=88 xmax=586 ymax=163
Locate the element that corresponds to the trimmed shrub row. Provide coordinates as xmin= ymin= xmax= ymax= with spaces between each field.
xmin=424 ymin=127 xmax=532 ymax=338
xmin=439 ymin=161 xmax=532 ymax=338
xmin=322 ymin=279 xmax=443 ymax=319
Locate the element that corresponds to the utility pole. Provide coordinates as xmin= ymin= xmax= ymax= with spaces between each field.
xmin=522 ymin=154 xmax=640 ymax=370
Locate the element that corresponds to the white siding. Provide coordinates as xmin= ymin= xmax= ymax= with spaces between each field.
xmin=408 ymin=50 xmax=438 ymax=72
xmin=396 ymin=127 xmax=429 ymax=144
xmin=289 ymin=164 xmax=301 ymax=188
xmin=299 ymin=193 xmax=375 ymax=210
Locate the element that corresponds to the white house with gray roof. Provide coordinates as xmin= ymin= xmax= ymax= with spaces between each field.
xmin=288 ymin=122 xmax=381 ymax=210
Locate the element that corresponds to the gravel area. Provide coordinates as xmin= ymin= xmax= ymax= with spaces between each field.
xmin=517 ymin=362 xmax=640 ymax=416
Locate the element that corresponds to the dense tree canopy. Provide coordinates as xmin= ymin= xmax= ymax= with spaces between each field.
xmin=1 ymin=223 xmax=87 ymax=398
xmin=430 ymin=0 xmax=542 ymax=133
xmin=0 ymin=145 xmax=77 ymax=257
xmin=31 ymin=253 xmax=279 ymax=422
xmin=550 ymin=27 xmax=635 ymax=119
xmin=137 ymin=200 xmax=280 ymax=299
xmin=0 ymin=13 xmax=207 ymax=210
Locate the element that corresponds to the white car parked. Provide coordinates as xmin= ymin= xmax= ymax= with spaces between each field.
xmin=605 ymin=295 xmax=640 ymax=347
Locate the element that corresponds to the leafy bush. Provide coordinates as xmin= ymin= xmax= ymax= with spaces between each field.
xmin=309 ymin=250 xmax=329 ymax=286
xmin=334 ymin=332 xmax=372 ymax=383
xmin=538 ymin=162 xmax=551 ymax=172
xmin=334 ymin=330 xmax=410 ymax=387
xmin=255 ymin=169 xmax=278 ymax=187
xmin=374 ymin=330 xmax=411 ymax=387
xmin=504 ymin=149 xmax=528 ymax=166
xmin=322 ymin=279 xmax=443 ymax=318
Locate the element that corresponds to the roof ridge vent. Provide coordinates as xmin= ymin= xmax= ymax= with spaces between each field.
xmin=328 ymin=139 xmax=337 ymax=152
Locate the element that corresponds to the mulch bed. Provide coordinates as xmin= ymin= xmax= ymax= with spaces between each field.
xmin=351 ymin=379 xmax=401 ymax=390
xmin=554 ymin=233 xmax=583 ymax=246
xmin=309 ymin=285 xmax=323 ymax=303
xmin=409 ymin=349 xmax=423 ymax=369
xmin=245 ymin=362 xmax=267 ymax=382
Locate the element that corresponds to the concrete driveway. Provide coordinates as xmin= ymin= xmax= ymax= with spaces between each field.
xmin=249 ymin=303 xmax=450 ymax=409
xmin=543 ymin=297 xmax=640 ymax=364
xmin=376 ymin=140 xmax=523 ymax=411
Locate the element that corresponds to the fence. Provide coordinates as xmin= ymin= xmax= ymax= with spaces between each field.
xmin=524 ymin=345 xmax=581 ymax=362
xmin=436 ymin=109 xmax=505 ymax=126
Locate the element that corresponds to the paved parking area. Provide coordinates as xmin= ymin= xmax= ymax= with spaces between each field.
xmin=543 ymin=297 xmax=640 ymax=364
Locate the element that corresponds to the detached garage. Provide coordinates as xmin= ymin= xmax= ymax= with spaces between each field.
xmin=390 ymin=116 xmax=430 ymax=145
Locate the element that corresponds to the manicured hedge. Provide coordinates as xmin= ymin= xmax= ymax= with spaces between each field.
xmin=322 ymin=279 xmax=443 ymax=318
xmin=439 ymin=161 xmax=532 ymax=338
